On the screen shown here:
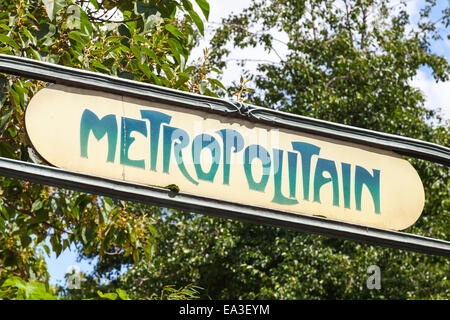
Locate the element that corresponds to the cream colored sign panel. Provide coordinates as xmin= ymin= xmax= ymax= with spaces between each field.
xmin=25 ymin=84 xmax=425 ymax=230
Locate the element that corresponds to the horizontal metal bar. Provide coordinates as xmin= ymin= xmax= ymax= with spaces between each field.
xmin=0 ymin=54 xmax=449 ymax=166
xmin=0 ymin=156 xmax=448 ymax=257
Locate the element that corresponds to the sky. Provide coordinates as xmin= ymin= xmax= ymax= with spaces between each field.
xmin=45 ymin=0 xmax=449 ymax=288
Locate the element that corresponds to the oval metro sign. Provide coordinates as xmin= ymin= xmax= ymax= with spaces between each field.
xmin=25 ymin=84 xmax=425 ymax=230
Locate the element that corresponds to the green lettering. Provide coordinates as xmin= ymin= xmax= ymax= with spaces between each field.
xmin=313 ymin=158 xmax=339 ymax=206
xmin=355 ymin=166 xmax=381 ymax=214
xmin=80 ymin=109 xmax=117 ymax=162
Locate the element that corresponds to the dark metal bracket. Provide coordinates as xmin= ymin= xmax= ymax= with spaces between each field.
xmin=0 ymin=54 xmax=449 ymax=257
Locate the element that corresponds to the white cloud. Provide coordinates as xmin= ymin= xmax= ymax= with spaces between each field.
xmin=404 ymin=0 xmax=422 ymax=19
xmin=411 ymin=70 xmax=450 ymax=120
xmin=404 ymin=0 xmax=450 ymax=121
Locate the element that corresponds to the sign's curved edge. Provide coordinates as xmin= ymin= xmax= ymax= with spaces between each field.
xmin=0 ymin=53 xmax=448 ymax=166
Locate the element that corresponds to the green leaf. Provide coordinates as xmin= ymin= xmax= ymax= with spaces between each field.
xmin=116 ymin=289 xmax=130 ymax=300
xmin=207 ymin=78 xmax=227 ymax=91
xmin=25 ymin=13 xmax=39 ymax=23
xmin=0 ymin=142 xmax=14 ymax=158
xmin=181 ymin=0 xmax=194 ymax=11
xmin=7 ymin=126 xmax=16 ymax=138
xmin=68 ymin=31 xmax=89 ymax=45
xmin=0 ymin=107 xmax=14 ymax=135
xmin=50 ymin=235 xmax=62 ymax=257
xmin=132 ymin=249 xmax=139 ymax=264
xmin=118 ymin=23 xmax=132 ymax=38
xmin=164 ymin=25 xmax=185 ymax=40
xmin=2 ymin=277 xmax=56 ymax=300
xmin=103 ymin=196 xmax=113 ymax=206
xmin=118 ymin=71 xmax=134 ymax=80
xmin=130 ymin=44 xmax=144 ymax=63
xmin=188 ymin=10 xmax=204 ymax=36
xmin=48 ymin=197 xmax=63 ymax=216
xmin=0 ymin=24 xmax=12 ymax=32
xmin=22 ymin=27 xmax=37 ymax=46
xmin=97 ymin=290 xmax=118 ymax=300
xmin=147 ymin=224 xmax=157 ymax=238
xmin=91 ymin=60 xmax=111 ymax=73
xmin=132 ymin=34 xmax=149 ymax=45
xmin=103 ymin=44 xmax=121 ymax=57
xmin=31 ymin=199 xmax=44 ymax=212
xmin=42 ymin=0 xmax=67 ymax=21
xmin=0 ymin=217 xmax=5 ymax=232
xmin=143 ymin=243 xmax=154 ymax=260
xmin=63 ymin=238 xmax=70 ymax=250
xmin=20 ymin=235 xmax=31 ymax=247
xmin=174 ymin=72 xmax=191 ymax=88
xmin=0 ymin=34 xmax=19 ymax=50
xmin=81 ymin=221 xmax=96 ymax=244
xmin=138 ymin=62 xmax=155 ymax=80
xmin=28 ymin=47 xmax=42 ymax=60
xmin=81 ymin=226 xmax=87 ymax=244
xmin=148 ymin=70 xmax=162 ymax=85
xmin=199 ymin=81 xmax=207 ymax=94
xmin=167 ymin=38 xmax=183 ymax=63
xmin=79 ymin=9 xmax=93 ymax=38
xmin=0 ymin=206 xmax=9 ymax=221
xmin=141 ymin=47 xmax=158 ymax=62
xmin=210 ymin=67 xmax=222 ymax=74
xmin=42 ymin=244 xmax=51 ymax=257
xmin=37 ymin=23 xmax=56 ymax=41
xmin=27 ymin=210 xmax=49 ymax=225
xmin=195 ymin=0 xmax=210 ymax=20
xmin=179 ymin=54 xmax=186 ymax=72
xmin=12 ymin=83 xmax=26 ymax=107
xmin=1 ymin=276 xmax=24 ymax=288
xmin=134 ymin=1 xmax=158 ymax=20
xmin=161 ymin=64 xmax=174 ymax=80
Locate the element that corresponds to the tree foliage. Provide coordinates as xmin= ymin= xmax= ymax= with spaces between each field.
xmin=0 ymin=0 xmax=222 ymax=298
xmin=208 ymin=0 xmax=450 ymax=245
xmin=81 ymin=0 xmax=449 ymax=300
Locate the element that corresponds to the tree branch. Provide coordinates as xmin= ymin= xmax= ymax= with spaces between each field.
xmin=2 ymin=199 xmax=74 ymax=235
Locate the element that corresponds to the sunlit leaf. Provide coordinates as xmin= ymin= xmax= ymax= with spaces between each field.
xmin=194 ymin=0 xmax=210 ymax=20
